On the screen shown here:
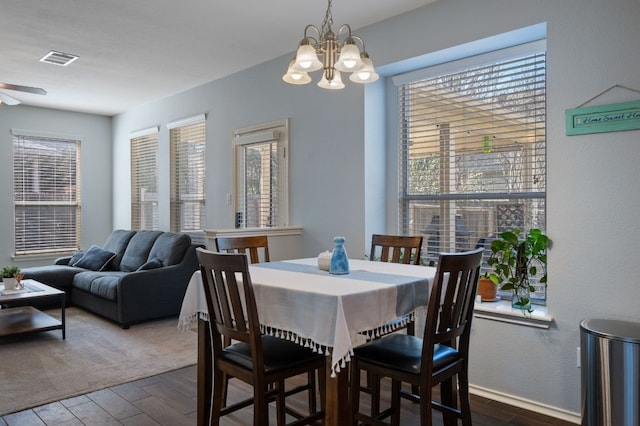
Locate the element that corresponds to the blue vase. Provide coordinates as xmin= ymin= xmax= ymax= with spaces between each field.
xmin=329 ymin=237 xmax=349 ymax=275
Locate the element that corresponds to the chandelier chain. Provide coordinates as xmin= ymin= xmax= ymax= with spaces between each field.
xmin=320 ymin=0 xmax=334 ymax=37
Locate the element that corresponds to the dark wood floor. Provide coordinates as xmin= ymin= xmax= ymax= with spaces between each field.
xmin=0 ymin=365 xmax=576 ymax=425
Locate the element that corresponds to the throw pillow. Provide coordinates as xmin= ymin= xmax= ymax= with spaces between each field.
xmin=69 ymin=250 xmax=85 ymax=265
xmin=136 ymin=258 xmax=162 ymax=271
xmin=72 ymin=245 xmax=117 ymax=271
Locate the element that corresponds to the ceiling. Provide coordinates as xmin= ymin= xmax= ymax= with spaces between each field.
xmin=1 ymin=0 xmax=438 ymax=116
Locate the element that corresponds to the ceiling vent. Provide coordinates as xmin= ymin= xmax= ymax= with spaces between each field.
xmin=39 ymin=50 xmax=79 ymax=66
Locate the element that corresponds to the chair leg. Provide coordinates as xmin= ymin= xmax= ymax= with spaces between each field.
xmin=211 ymin=368 xmax=225 ymax=425
xmin=308 ymin=371 xmax=316 ymax=413
xmin=458 ymin=369 xmax=473 ymax=426
xmin=440 ymin=377 xmax=458 ymax=426
xmin=254 ymin=381 xmax=270 ymax=426
xmin=350 ymin=361 xmax=361 ymax=426
xmin=419 ymin=382 xmax=433 ymax=426
xmin=390 ymin=378 xmax=402 ymax=426
xmin=275 ymin=379 xmax=286 ymax=426
xmin=371 ymin=373 xmax=381 ymax=416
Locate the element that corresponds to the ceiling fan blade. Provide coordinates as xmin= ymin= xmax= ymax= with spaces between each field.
xmin=0 ymin=91 xmax=21 ymax=105
xmin=0 ymin=83 xmax=47 ymax=95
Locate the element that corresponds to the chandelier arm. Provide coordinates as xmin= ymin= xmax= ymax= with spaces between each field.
xmin=349 ymin=34 xmax=366 ymax=52
xmin=302 ymin=25 xmax=321 ymax=47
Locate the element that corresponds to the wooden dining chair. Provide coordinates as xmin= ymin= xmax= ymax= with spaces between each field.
xmin=370 ymin=234 xmax=423 ymax=265
xmin=365 ymin=234 xmax=425 ymax=406
xmin=369 ymin=234 xmax=424 ymax=337
xmin=350 ymin=247 xmax=484 ymax=426
xmin=196 ymin=248 xmax=326 ymax=426
xmin=214 ymin=235 xmax=270 ymax=264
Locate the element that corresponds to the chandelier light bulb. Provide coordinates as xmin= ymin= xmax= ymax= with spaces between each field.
xmin=335 ymin=42 xmax=364 ymax=72
xmin=293 ymin=43 xmax=322 ymax=72
xmin=349 ymin=54 xmax=379 ymax=84
xmin=317 ymin=70 xmax=345 ymax=90
xmin=283 ymin=58 xmax=312 ymax=85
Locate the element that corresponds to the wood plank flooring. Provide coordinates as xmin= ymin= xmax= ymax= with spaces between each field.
xmin=0 ymin=365 xmax=576 ymax=425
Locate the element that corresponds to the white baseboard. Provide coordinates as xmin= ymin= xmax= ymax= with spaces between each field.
xmin=469 ymin=384 xmax=581 ymax=424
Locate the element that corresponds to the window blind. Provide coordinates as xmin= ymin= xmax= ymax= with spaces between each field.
xmin=234 ymin=121 xmax=288 ymax=229
xmin=13 ymin=132 xmax=81 ymax=255
xmin=169 ymin=118 xmax=206 ymax=233
xmin=130 ymin=130 xmax=159 ymax=230
xmin=398 ymin=46 xmax=547 ymax=301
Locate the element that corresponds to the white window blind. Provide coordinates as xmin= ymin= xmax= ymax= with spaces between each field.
xmin=130 ymin=129 xmax=159 ymax=230
xmin=12 ymin=131 xmax=81 ymax=256
xmin=169 ymin=116 xmax=206 ymax=233
xmin=234 ymin=120 xmax=289 ymax=229
xmin=397 ymin=44 xmax=547 ymax=301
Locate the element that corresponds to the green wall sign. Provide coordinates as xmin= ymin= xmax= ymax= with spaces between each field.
xmin=565 ymin=100 xmax=640 ymax=135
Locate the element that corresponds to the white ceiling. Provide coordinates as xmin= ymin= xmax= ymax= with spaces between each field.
xmin=1 ymin=0 xmax=437 ymax=116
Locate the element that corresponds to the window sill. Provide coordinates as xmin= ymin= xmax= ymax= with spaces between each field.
xmin=205 ymin=226 xmax=302 ymax=238
xmin=473 ymin=300 xmax=553 ymax=329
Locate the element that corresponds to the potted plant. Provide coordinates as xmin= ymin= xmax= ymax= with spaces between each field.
xmin=486 ymin=228 xmax=549 ymax=313
xmin=478 ymin=272 xmax=499 ymax=302
xmin=2 ymin=265 xmax=22 ymax=290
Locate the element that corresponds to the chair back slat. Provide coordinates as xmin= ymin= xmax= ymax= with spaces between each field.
xmin=423 ymin=248 xmax=483 ymax=358
xmin=215 ymin=235 xmax=270 ymax=264
xmin=370 ymin=234 xmax=423 ymax=265
xmin=197 ymin=248 xmax=262 ymax=350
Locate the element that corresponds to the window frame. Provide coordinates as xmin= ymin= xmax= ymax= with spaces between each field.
xmin=394 ymin=40 xmax=547 ymax=302
xmin=168 ymin=114 xmax=206 ymax=233
xmin=130 ymin=126 xmax=160 ymax=231
xmin=232 ymin=119 xmax=289 ymax=229
xmin=12 ymin=129 xmax=82 ymax=257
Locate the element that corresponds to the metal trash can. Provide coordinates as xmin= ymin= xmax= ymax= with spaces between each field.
xmin=580 ymin=318 xmax=640 ymax=426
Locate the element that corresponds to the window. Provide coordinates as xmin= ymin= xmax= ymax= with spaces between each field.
xmin=130 ymin=127 xmax=159 ymax=230
xmin=169 ymin=115 xmax=206 ymax=233
xmin=12 ymin=130 xmax=81 ymax=256
xmin=396 ymin=41 xmax=547 ymax=301
xmin=233 ymin=119 xmax=289 ymax=228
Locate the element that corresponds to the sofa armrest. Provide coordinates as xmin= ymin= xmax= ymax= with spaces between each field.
xmin=54 ymin=256 xmax=73 ymax=265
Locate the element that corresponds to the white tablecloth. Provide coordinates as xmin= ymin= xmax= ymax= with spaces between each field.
xmin=178 ymin=257 xmax=434 ymax=376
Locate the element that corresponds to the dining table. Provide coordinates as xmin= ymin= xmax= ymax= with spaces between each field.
xmin=178 ymin=257 xmax=435 ymax=426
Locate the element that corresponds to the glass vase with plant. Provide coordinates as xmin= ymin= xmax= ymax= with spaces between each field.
xmin=487 ymin=228 xmax=549 ymax=314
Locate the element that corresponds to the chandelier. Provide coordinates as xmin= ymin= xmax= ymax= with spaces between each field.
xmin=282 ymin=0 xmax=379 ymax=90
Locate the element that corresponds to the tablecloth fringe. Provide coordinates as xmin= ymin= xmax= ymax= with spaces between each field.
xmin=359 ymin=310 xmax=416 ymax=340
xmin=177 ymin=312 xmax=209 ymax=331
xmin=261 ymin=324 xmax=351 ymax=377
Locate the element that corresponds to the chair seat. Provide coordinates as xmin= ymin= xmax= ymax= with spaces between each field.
xmin=223 ymin=335 xmax=325 ymax=374
xmin=354 ymin=333 xmax=460 ymax=375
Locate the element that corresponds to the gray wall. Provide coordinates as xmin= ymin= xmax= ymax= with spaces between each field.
xmin=0 ymin=105 xmax=112 ymax=268
xmin=102 ymin=0 xmax=640 ymax=418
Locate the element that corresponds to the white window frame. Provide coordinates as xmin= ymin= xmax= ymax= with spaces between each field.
xmin=233 ymin=119 xmax=289 ymax=229
xmin=12 ymin=129 xmax=82 ymax=257
xmin=168 ymin=114 xmax=207 ymax=233
xmin=394 ymin=40 xmax=547 ymax=302
xmin=130 ymin=126 xmax=159 ymax=231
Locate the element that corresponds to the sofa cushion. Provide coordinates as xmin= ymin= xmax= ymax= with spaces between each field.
xmin=72 ymin=271 xmax=126 ymax=301
xmin=147 ymin=233 xmax=192 ymax=266
xmin=72 ymin=245 xmax=116 ymax=271
xmin=102 ymin=230 xmax=137 ymax=270
xmin=119 ymin=230 xmax=163 ymax=272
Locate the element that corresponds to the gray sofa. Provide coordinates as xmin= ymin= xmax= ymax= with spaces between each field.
xmin=22 ymin=229 xmax=201 ymax=328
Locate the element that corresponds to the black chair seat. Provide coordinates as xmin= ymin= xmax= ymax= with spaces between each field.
xmin=224 ymin=335 xmax=325 ymax=374
xmin=354 ymin=333 xmax=460 ymax=375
